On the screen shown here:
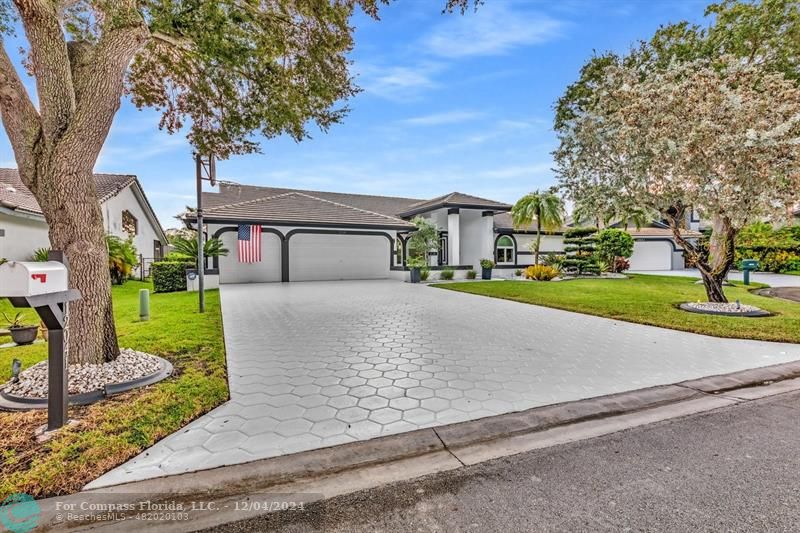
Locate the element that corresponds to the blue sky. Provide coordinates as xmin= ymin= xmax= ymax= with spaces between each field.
xmin=0 ymin=0 xmax=711 ymax=229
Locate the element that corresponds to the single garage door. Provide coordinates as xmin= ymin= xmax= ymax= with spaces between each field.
xmin=629 ymin=240 xmax=673 ymax=271
xmin=289 ymin=234 xmax=389 ymax=281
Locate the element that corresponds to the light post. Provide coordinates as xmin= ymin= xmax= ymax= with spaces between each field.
xmin=195 ymin=153 xmax=216 ymax=313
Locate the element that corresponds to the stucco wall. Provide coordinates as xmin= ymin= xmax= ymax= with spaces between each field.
xmin=0 ymin=212 xmax=51 ymax=261
xmin=459 ymin=210 xmax=489 ymax=269
xmin=102 ymin=186 xmax=164 ymax=259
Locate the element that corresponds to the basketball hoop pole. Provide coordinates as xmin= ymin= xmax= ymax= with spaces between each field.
xmin=195 ymin=153 xmax=216 ymax=314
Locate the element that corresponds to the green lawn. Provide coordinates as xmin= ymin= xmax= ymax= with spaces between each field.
xmin=0 ymin=281 xmax=227 ymax=498
xmin=433 ymin=274 xmax=800 ymax=344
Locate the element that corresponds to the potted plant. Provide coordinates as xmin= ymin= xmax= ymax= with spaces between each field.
xmin=480 ymin=258 xmax=495 ymax=280
xmin=407 ymin=257 xmax=426 ymax=283
xmin=3 ymin=312 xmax=39 ymax=345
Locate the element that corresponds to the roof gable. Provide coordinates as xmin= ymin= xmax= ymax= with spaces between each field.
xmin=397 ymin=191 xmax=512 ymax=218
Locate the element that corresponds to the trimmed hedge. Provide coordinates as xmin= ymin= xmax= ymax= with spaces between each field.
xmin=152 ymin=261 xmax=193 ymax=293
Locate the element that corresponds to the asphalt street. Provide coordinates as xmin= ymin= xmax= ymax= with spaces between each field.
xmin=207 ymin=389 xmax=800 ymax=532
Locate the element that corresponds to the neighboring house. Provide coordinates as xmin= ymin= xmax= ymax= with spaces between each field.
xmin=184 ymin=181 xmax=696 ymax=284
xmin=0 ymin=168 xmax=168 ymax=264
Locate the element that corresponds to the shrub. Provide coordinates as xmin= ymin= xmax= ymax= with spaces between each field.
xmin=31 ymin=248 xmax=50 ymax=262
xmin=107 ymin=235 xmax=138 ymax=285
xmin=613 ymin=257 xmax=631 ymax=273
xmin=407 ymin=257 xmax=427 ymax=269
xmin=479 ymin=258 xmax=495 ymax=269
xmin=595 ymin=229 xmax=634 ymax=272
xmin=542 ymin=254 xmax=565 ymax=272
xmin=514 ymin=269 xmax=523 ymax=277
xmin=467 ymin=270 xmax=477 ymax=279
xmin=440 ymin=269 xmax=455 ymax=280
xmin=152 ymin=261 xmax=192 ymax=293
xmin=563 ymin=227 xmax=599 ymax=275
xmin=169 ymin=235 xmax=229 ymax=263
xmin=524 ymin=265 xmax=560 ymax=281
xmin=420 ymin=267 xmax=430 ymax=281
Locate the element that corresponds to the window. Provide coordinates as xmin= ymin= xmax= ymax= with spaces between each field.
xmin=122 ymin=210 xmax=138 ymax=236
xmin=438 ymin=235 xmax=448 ymax=265
xmin=495 ymin=235 xmax=515 ymax=264
xmin=395 ymin=238 xmax=404 ymax=265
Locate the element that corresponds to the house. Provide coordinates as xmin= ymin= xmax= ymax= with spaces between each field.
xmin=0 ymin=168 xmax=168 ymax=265
xmin=184 ymin=181 xmax=696 ymax=284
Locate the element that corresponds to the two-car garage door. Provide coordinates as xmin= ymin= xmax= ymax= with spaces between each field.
xmin=290 ymin=234 xmax=388 ymax=281
xmin=629 ymin=240 xmax=673 ymax=271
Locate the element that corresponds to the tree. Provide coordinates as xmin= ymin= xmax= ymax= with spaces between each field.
xmin=511 ymin=190 xmax=564 ymax=265
xmin=406 ymin=216 xmax=439 ymax=266
xmin=562 ymin=227 xmax=599 ymax=276
xmin=0 ymin=1 xmax=475 ymax=364
xmin=554 ymin=0 xmax=800 ymax=303
xmin=168 ymin=235 xmax=229 ymax=264
xmin=555 ymin=56 xmax=800 ymax=302
xmin=595 ymin=229 xmax=634 ymax=273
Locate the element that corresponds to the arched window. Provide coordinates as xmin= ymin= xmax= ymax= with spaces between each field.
xmin=495 ymin=235 xmax=515 ymax=264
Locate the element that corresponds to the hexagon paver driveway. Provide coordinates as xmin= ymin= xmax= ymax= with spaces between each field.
xmin=88 ymin=280 xmax=800 ymax=488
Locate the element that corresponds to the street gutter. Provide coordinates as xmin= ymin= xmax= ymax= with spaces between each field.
xmin=36 ymin=359 xmax=800 ymax=532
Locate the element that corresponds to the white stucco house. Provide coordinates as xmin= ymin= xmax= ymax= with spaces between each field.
xmin=0 ymin=168 xmax=168 ymax=266
xmin=184 ymin=181 xmax=698 ymax=284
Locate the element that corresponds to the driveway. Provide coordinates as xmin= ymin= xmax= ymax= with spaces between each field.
xmin=89 ymin=280 xmax=800 ymax=488
xmin=631 ymin=269 xmax=800 ymax=287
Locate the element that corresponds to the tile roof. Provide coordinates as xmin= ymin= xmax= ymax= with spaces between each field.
xmin=201 ymin=191 xmax=416 ymax=229
xmin=397 ymin=192 xmax=512 ymax=217
xmin=0 ymin=168 xmax=136 ymax=216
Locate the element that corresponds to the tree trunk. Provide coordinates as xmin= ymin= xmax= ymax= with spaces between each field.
xmin=38 ymin=162 xmax=119 ymax=364
xmin=534 ymin=231 xmax=541 ymax=265
xmin=701 ymin=214 xmax=737 ymax=303
xmin=697 ymin=266 xmax=728 ymax=303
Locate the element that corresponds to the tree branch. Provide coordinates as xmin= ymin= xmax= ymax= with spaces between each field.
xmin=13 ymin=0 xmax=76 ymax=141
xmin=0 ymin=40 xmax=42 ymax=191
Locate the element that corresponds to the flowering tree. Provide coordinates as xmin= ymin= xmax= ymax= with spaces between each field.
xmin=555 ymin=56 xmax=800 ymax=302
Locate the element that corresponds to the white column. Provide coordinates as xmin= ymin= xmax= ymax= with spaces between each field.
xmin=481 ymin=211 xmax=495 ymax=263
xmin=448 ymin=209 xmax=460 ymax=265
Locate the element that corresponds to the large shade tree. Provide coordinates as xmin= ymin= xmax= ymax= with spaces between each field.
xmin=554 ymin=0 xmax=800 ymax=303
xmin=510 ymin=189 xmax=564 ymax=265
xmin=0 ymin=0 xmax=474 ymax=364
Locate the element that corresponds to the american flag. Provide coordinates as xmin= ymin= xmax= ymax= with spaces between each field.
xmin=237 ymin=224 xmax=262 ymax=263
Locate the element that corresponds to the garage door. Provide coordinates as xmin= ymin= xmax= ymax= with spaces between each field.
xmin=219 ymin=231 xmax=282 ymax=284
xmin=629 ymin=240 xmax=673 ymax=271
xmin=289 ymin=234 xmax=389 ymax=281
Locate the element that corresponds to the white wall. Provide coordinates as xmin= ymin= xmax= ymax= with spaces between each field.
xmin=0 ymin=212 xmax=51 ymax=261
xmin=459 ymin=210 xmax=490 ymax=269
xmin=102 ymin=185 xmax=164 ymax=259
xmin=217 ymin=230 xmax=282 ymax=283
xmin=514 ymin=234 xmax=565 ymax=253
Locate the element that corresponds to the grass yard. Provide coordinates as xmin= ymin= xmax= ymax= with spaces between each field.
xmin=434 ymin=274 xmax=800 ymax=344
xmin=0 ymin=281 xmax=227 ymax=498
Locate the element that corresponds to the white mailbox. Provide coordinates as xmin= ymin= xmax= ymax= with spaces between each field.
xmin=0 ymin=261 xmax=69 ymax=297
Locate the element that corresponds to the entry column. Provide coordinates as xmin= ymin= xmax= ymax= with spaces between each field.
xmin=448 ymin=208 xmax=460 ymax=265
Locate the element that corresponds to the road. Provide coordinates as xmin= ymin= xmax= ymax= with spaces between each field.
xmin=210 ymin=389 xmax=800 ymax=532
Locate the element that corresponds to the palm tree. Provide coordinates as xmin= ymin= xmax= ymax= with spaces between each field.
xmin=511 ymin=190 xmax=565 ymax=265
xmin=169 ymin=236 xmax=229 ymax=265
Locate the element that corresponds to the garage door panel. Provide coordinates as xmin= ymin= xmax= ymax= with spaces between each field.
xmin=219 ymin=231 xmax=282 ymax=284
xmin=290 ymin=234 xmax=388 ymax=281
xmin=629 ymin=240 xmax=672 ymax=271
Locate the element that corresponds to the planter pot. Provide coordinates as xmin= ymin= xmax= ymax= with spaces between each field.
xmin=10 ymin=325 xmax=38 ymax=345
xmin=410 ymin=267 xmax=421 ymax=284
xmin=481 ymin=267 xmax=492 ymax=280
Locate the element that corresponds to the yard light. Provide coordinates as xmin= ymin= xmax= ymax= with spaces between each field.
xmin=11 ymin=358 xmax=21 ymax=383
xmin=139 ymin=289 xmax=150 ymax=321
xmin=194 ymin=153 xmax=217 ymax=314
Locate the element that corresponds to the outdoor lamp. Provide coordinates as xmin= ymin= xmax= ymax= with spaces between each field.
xmin=11 ymin=358 xmax=21 ymax=383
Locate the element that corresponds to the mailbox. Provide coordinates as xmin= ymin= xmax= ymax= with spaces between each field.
xmin=740 ymin=259 xmax=759 ymax=271
xmin=0 ymin=261 xmax=69 ymax=297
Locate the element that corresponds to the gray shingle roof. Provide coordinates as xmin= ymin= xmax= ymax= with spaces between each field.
xmin=396 ymin=192 xmax=512 ymax=217
xmin=0 ymin=168 xmax=137 ymax=215
xmin=201 ymin=191 xmax=416 ymax=229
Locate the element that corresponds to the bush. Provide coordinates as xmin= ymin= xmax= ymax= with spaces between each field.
xmin=734 ymin=222 xmax=800 ymax=272
xmin=420 ymin=267 xmax=430 ymax=281
xmin=107 ymin=235 xmax=138 ymax=285
xmin=31 ymin=248 xmax=50 ymax=262
xmin=514 ymin=269 xmax=523 ymax=277
xmin=467 ymin=270 xmax=477 ymax=279
xmin=480 ymin=258 xmax=495 ymax=269
xmin=440 ymin=269 xmax=455 ymax=280
xmin=152 ymin=261 xmax=192 ymax=293
xmin=542 ymin=254 xmax=565 ymax=272
xmin=524 ymin=265 xmax=560 ymax=281
xmin=613 ymin=257 xmax=631 ymax=273
xmin=595 ymin=229 xmax=634 ymax=272
xmin=563 ymin=227 xmax=599 ymax=275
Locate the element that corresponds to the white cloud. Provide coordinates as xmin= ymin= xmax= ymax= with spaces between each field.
xmin=423 ymin=3 xmax=563 ymax=58
xmin=400 ymin=110 xmax=484 ymax=126
xmin=355 ymin=61 xmax=444 ymax=101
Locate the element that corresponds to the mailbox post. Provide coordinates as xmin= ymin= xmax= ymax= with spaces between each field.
xmin=740 ymin=259 xmax=759 ymax=286
xmin=0 ymin=251 xmax=81 ymax=430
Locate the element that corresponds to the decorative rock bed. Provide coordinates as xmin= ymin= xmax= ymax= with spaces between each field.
xmin=679 ymin=301 xmax=771 ymax=317
xmin=0 ymin=349 xmax=173 ymax=409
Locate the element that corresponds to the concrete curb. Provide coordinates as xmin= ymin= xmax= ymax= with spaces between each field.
xmin=36 ymin=359 xmax=800 ymax=531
